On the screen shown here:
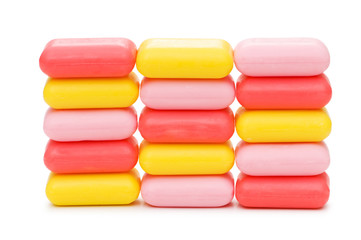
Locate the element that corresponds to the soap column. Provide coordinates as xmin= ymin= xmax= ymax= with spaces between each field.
xmin=136 ymin=39 xmax=235 ymax=207
xmin=233 ymin=38 xmax=332 ymax=209
xmin=39 ymin=38 xmax=141 ymax=206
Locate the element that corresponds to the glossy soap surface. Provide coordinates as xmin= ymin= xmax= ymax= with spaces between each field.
xmin=136 ymin=38 xmax=233 ymax=78
xmin=234 ymin=38 xmax=330 ymax=76
xmin=46 ymin=169 xmax=140 ymax=206
xmin=43 ymin=73 xmax=139 ymax=109
xmin=236 ymin=141 xmax=330 ymax=176
xmin=139 ymin=107 xmax=234 ymax=143
xmin=141 ymin=173 xmax=234 ymax=207
xmin=39 ymin=38 xmax=137 ymax=78
xmin=235 ymin=107 xmax=332 ymax=142
xmin=140 ymin=75 xmax=235 ymax=110
xmin=236 ymin=173 xmax=330 ymax=209
xmin=43 ymin=107 xmax=137 ymax=141
xmin=236 ymin=74 xmax=332 ymax=109
xmin=139 ymin=141 xmax=234 ymax=175
xmin=44 ymin=137 xmax=138 ymax=174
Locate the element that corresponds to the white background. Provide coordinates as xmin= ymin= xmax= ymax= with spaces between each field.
xmin=0 ymin=0 xmax=360 ymax=239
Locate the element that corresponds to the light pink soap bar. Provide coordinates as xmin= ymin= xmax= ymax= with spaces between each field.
xmin=44 ymin=108 xmax=137 ymax=141
xmin=141 ymin=173 xmax=234 ymax=207
xmin=140 ymin=75 xmax=235 ymax=110
xmin=236 ymin=141 xmax=330 ymax=176
xmin=234 ymin=38 xmax=330 ymax=76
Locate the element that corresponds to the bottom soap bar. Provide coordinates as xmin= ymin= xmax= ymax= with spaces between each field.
xmin=46 ymin=169 xmax=140 ymax=206
xmin=236 ymin=173 xmax=330 ymax=209
xmin=141 ymin=173 xmax=234 ymax=207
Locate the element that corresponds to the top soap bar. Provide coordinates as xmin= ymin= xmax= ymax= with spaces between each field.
xmin=136 ymin=39 xmax=233 ymax=78
xmin=234 ymin=38 xmax=330 ymax=76
xmin=39 ymin=38 xmax=137 ymax=78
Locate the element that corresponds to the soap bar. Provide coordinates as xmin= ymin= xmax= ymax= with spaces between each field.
xmin=43 ymin=107 xmax=137 ymax=141
xmin=236 ymin=141 xmax=330 ymax=176
xmin=139 ymin=107 xmax=234 ymax=143
xmin=43 ymin=73 xmax=139 ymax=109
xmin=235 ymin=107 xmax=331 ymax=142
xmin=39 ymin=38 xmax=136 ymax=78
xmin=142 ymin=173 xmax=234 ymax=207
xmin=46 ymin=169 xmax=140 ymax=206
xmin=236 ymin=173 xmax=330 ymax=209
xmin=44 ymin=137 xmax=138 ymax=174
xmin=136 ymin=38 xmax=233 ymax=78
xmin=236 ymin=74 xmax=332 ymax=109
xmin=234 ymin=38 xmax=330 ymax=76
xmin=139 ymin=141 xmax=234 ymax=175
xmin=140 ymin=75 xmax=235 ymax=110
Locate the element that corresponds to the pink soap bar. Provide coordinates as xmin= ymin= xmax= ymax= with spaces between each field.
xmin=234 ymin=38 xmax=330 ymax=76
xmin=139 ymin=107 xmax=234 ymax=143
xmin=43 ymin=107 xmax=137 ymax=141
xmin=44 ymin=137 xmax=138 ymax=173
xmin=236 ymin=74 xmax=332 ymax=109
xmin=39 ymin=38 xmax=137 ymax=78
xmin=236 ymin=173 xmax=330 ymax=209
xmin=141 ymin=173 xmax=234 ymax=207
xmin=236 ymin=141 xmax=330 ymax=176
xmin=140 ymin=75 xmax=235 ymax=110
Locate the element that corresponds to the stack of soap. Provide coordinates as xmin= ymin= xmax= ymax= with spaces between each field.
xmin=137 ymin=39 xmax=235 ymax=207
xmin=233 ymin=38 xmax=332 ymax=209
xmin=40 ymin=38 xmax=141 ymax=206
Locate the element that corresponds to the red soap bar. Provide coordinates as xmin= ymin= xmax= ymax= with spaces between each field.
xmin=139 ymin=107 xmax=234 ymax=143
xmin=44 ymin=137 xmax=138 ymax=173
xmin=236 ymin=74 xmax=332 ymax=109
xmin=236 ymin=173 xmax=330 ymax=209
xmin=39 ymin=38 xmax=137 ymax=78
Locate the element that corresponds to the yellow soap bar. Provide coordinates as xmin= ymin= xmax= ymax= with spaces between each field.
xmin=235 ymin=107 xmax=332 ymax=143
xmin=136 ymin=39 xmax=233 ymax=78
xmin=139 ymin=141 xmax=234 ymax=175
xmin=43 ymin=72 xmax=139 ymax=109
xmin=46 ymin=169 xmax=140 ymax=206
